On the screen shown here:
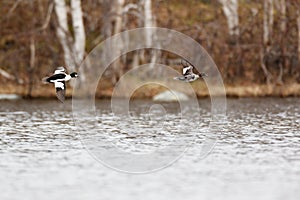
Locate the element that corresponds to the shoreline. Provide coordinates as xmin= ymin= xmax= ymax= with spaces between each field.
xmin=1 ymin=82 xmax=300 ymax=99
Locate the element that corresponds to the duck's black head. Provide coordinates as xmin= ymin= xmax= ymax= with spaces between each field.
xmin=70 ymin=72 xmax=78 ymax=78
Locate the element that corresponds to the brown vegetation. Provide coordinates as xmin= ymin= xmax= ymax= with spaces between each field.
xmin=0 ymin=0 xmax=300 ymax=98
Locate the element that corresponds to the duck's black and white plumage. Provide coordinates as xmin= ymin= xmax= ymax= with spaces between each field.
xmin=42 ymin=67 xmax=78 ymax=103
xmin=174 ymin=59 xmax=207 ymax=82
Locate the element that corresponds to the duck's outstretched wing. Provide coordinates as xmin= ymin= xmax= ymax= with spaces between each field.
xmin=55 ymin=81 xmax=66 ymax=103
xmin=54 ymin=66 xmax=66 ymax=74
xmin=174 ymin=74 xmax=198 ymax=82
xmin=181 ymin=59 xmax=194 ymax=76
xmin=43 ymin=73 xmax=66 ymax=84
xmin=47 ymin=73 xmax=66 ymax=82
xmin=42 ymin=68 xmax=66 ymax=84
xmin=183 ymin=65 xmax=193 ymax=76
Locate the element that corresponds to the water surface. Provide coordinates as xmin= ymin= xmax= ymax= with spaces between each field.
xmin=0 ymin=98 xmax=299 ymax=200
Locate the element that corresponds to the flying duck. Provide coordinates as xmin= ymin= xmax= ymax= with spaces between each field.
xmin=174 ymin=59 xmax=207 ymax=82
xmin=42 ymin=67 xmax=78 ymax=103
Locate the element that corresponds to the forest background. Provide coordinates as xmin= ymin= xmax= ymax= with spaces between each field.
xmin=1 ymin=0 xmax=300 ymax=98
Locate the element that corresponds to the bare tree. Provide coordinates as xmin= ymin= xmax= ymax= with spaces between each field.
xmin=100 ymin=0 xmax=158 ymax=83
xmin=277 ymin=0 xmax=286 ymax=84
xmin=279 ymin=0 xmax=286 ymax=33
xmin=54 ymin=0 xmax=73 ymax=68
xmin=219 ymin=0 xmax=239 ymax=37
xmin=260 ymin=0 xmax=274 ymax=84
xmin=142 ymin=0 xmax=160 ymax=73
xmin=54 ymin=0 xmax=86 ymax=73
xmin=102 ymin=0 xmax=127 ymax=38
xmin=101 ymin=0 xmax=113 ymax=38
xmin=263 ymin=0 xmax=274 ymax=49
xmin=27 ymin=37 xmax=35 ymax=97
xmin=0 ymin=68 xmax=15 ymax=80
xmin=144 ymin=0 xmax=153 ymax=46
xmin=297 ymin=5 xmax=300 ymax=63
xmin=71 ymin=0 xmax=86 ymax=69
xmin=112 ymin=0 xmax=125 ymax=84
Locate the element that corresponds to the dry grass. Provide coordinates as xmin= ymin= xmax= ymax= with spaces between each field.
xmin=226 ymin=83 xmax=300 ymax=97
xmin=2 ymin=79 xmax=300 ymax=99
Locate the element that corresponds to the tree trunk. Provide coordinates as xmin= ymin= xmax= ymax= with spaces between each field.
xmin=54 ymin=0 xmax=86 ymax=71
xmin=277 ymin=0 xmax=286 ymax=85
xmin=0 ymin=68 xmax=15 ymax=80
xmin=280 ymin=0 xmax=286 ymax=33
xmin=27 ymin=37 xmax=35 ymax=97
xmin=71 ymin=0 xmax=86 ymax=70
xmin=102 ymin=0 xmax=113 ymax=38
xmin=54 ymin=0 xmax=86 ymax=86
xmin=53 ymin=0 xmax=75 ymax=68
xmin=260 ymin=49 xmax=273 ymax=84
xmin=144 ymin=0 xmax=152 ymax=46
xmin=297 ymin=8 xmax=300 ymax=62
xmin=112 ymin=0 xmax=125 ymax=85
xmin=219 ymin=0 xmax=239 ymax=36
xmin=113 ymin=0 xmax=125 ymax=35
xmin=143 ymin=0 xmax=159 ymax=74
xmin=263 ymin=0 xmax=273 ymax=47
xmin=261 ymin=0 xmax=274 ymax=84
xmin=268 ymin=0 xmax=274 ymax=37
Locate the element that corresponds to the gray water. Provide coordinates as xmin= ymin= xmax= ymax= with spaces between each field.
xmin=0 ymin=98 xmax=299 ymax=200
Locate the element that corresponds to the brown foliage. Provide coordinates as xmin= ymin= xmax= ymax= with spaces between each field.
xmin=0 ymin=0 xmax=299 ymax=92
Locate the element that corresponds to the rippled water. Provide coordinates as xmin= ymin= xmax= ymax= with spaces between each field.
xmin=0 ymin=98 xmax=299 ymax=200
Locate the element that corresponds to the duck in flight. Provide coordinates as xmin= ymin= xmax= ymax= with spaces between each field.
xmin=174 ymin=59 xmax=207 ymax=82
xmin=42 ymin=66 xmax=78 ymax=103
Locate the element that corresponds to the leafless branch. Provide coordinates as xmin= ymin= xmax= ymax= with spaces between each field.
xmin=40 ymin=2 xmax=54 ymax=31
xmin=6 ymin=0 xmax=22 ymax=18
xmin=0 ymin=68 xmax=15 ymax=80
xmin=122 ymin=3 xmax=138 ymax=14
xmin=29 ymin=37 xmax=35 ymax=70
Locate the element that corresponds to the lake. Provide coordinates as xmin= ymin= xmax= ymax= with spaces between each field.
xmin=0 ymin=98 xmax=299 ymax=200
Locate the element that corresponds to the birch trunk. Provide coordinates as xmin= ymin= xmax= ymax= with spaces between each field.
xmin=144 ymin=0 xmax=152 ymax=46
xmin=102 ymin=0 xmax=113 ymax=38
xmin=280 ymin=0 xmax=286 ymax=33
xmin=297 ymin=9 xmax=300 ymax=62
xmin=263 ymin=0 xmax=268 ymax=44
xmin=268 ymin=0 xmax=274 ymax=41
xmin=261 ymin=0 xmax=274 ymax=84
xmin=277 ymin=0 xmax=286 ymax=84
xmin=263 ymin=0 xmax=274 ymax=46
xmin=112 ymin=0 xmax=125 ymax=84
xmin=27 ymin=37 xmax=36 ymax=97
xmin=114 ymin=0 xmax=125 ymax=35
xmin=71 ymin=0 xmax=86 ymax=69
xmin=53 ymin=0 xmax=74 ymax=68
xmin=0 ymin=68 xmax=15 ymax=80
xmin=54 ymin=0 xmax=86 ymax=73
xmin=219 ymin=0 xmax=239 ymax=36
xmin=143 ymin=0 xmax=158 ymax=72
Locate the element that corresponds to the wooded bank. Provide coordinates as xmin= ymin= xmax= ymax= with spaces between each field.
xmin=1 ymin=0 xmax=300 ymax=98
